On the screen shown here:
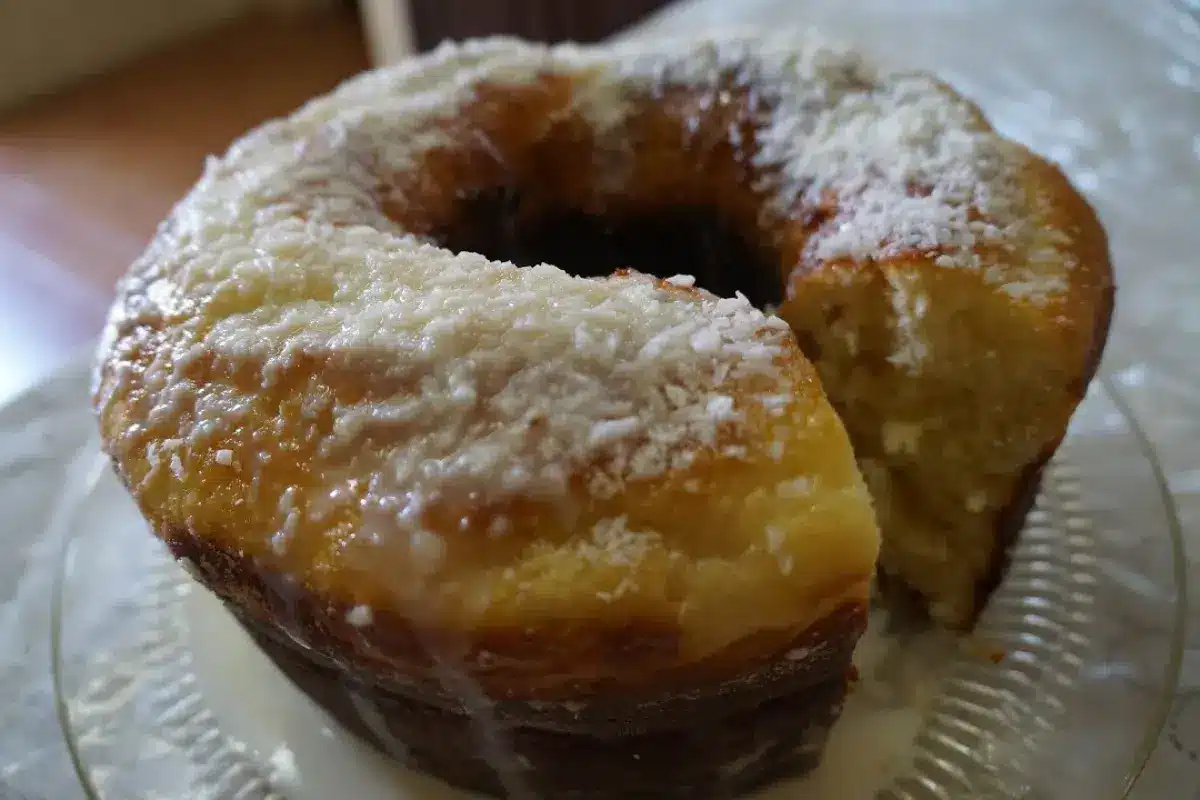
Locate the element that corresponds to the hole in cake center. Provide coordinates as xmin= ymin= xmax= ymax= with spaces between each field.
xmin=434 ymin=187 xmax=784 ymax=310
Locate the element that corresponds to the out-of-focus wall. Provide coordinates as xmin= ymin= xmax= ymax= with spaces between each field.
xmin=0 ymin=0 xmax=337 ymax=112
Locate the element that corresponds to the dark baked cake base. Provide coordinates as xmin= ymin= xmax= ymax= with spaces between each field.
xmin=234 ymin=604 xmax=864 ymax=799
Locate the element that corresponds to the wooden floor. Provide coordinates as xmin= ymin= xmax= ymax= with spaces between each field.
xmin=0 ymin=8 xmax=368 ymax=405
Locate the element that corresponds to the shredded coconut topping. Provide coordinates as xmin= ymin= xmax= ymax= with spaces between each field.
xmin=605 ymin=33 xmax=1070 ymax=297
xmin=345 ymin=604 xmax=374 ymax=627
xmin=577 ymin=516 xmax=664 ymax=568
xmin=96 ymin=30 xmax=1074 ymax=558
xmin=192 ymin=247 xmax=787 ymax=517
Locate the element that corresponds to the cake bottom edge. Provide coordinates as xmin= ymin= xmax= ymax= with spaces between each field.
xmin=234 ymin=606 xmax=863 ymax=799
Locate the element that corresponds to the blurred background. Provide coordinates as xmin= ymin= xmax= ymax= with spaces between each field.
xmin=0 ymin=0 xmax=673 ymax=406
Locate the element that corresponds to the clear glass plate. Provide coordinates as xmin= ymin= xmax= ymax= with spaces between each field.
xmin=51 ymin=378 xmax=1186 ymax=799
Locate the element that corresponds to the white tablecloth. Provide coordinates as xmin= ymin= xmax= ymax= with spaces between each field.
xmin=2 ymin=0 xmax=1198 ymax=796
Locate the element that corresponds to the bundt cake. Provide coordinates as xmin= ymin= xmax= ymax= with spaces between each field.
xmin=93 ymin=29 xmax=1112 ymax=798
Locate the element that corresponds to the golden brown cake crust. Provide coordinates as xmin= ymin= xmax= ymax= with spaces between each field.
xmin=159 ymin=513 xmax=866 ymax=704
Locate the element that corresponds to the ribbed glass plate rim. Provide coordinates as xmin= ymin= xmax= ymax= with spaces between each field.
xmin=50 ymin=374 xmax=1187 ymax=800
xmin=1089 ymin=374 xmax=1188 ymax=796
